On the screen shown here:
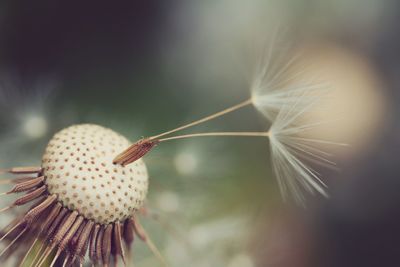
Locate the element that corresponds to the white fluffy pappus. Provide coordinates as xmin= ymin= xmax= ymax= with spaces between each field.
xmin=246 ymin=40 xmax=344 ymax=203
xmin=250 ymin=39 xmax=330 ymax=122
xmin=269 ymin=87 xmax=346 ymax=203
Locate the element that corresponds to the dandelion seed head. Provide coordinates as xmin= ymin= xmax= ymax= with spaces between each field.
xmin=43 ymin=124 xmax=149 ymax=224
xmin=0 ymin=124 xmax=160 ymax=266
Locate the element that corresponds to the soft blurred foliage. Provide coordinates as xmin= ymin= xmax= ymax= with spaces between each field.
xmin=0 ymin=1 xmax=398 ymax=266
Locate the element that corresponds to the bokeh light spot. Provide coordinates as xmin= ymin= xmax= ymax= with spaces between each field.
xmin=174 ymin=151 xmax=199 ymax=175
xmin=228 ymin=253 xmax=254 ymax=267
xmin=156 ymin=191 xmax=180 ymax=213
xmin=22 ymin=115 xmax=48 ymax=139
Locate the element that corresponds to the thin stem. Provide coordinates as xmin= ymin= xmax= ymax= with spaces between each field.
xmin=0 ymin=228 xmax=26 ymax=258
xmin=150 ymin=99 xmax=252 ymax=140
xmin=136 ymin=219 xmax=169 ymax=267
xmin=158 ymin=131 xmax=270 ymax=142
xmin=0 ymin=206 xmax=12 ymax=214
xmin=18 ymin=236 xmax=38 ymax=267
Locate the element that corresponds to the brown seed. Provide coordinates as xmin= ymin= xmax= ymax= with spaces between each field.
xmin=9 ymin=176 xmax=45 ymax=194
xmin=113 ymin=138 xmax=159 ymax=166
xmin=112 ymin=221 xmax=126 ymax=264
xmin=14 ymin=185 xmax=47 ymax=206
xmin=24 ymin=195 xmax=57 ymax=224
xmin=123 ymin=218 xmax=135 ymax=249
xmin=58 ymin=215 xmax=84 ymax=251
xmin=75 ymin=220 xmax=94 ymax=262
xmin=89 ymin=224 xmax=100 ymax=264
xmin=46 ymin=208 xmax=69 ymax=240
xmin=52 ymin=211 xmax=78 ymax=245
xmin=39 ymin=203 xmax=63 ymax=233
xmin=70 ymin=218 xmax=87 ymax=251
xmin=96 ymin=226 xmax=105 ymax=265
xmin=9 ymin=166 xmax=42 ymax=174
xmin=102 ymin=224 xmax=113 ymax=265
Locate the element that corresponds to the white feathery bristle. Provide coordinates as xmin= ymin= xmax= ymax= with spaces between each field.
xmin=247 ymin=39 xmax=345 ymax=203
xmin=268 ymin=91 xmax=346 ymax=204
xmin=250 ymin=39 xmax=329 ymax=121
xmin=252 ymin=79 xmax=328 ymax=121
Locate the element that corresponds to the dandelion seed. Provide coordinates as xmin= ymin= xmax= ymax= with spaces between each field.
xmin=115 ymin=46 xmax=329 ymax=166
xmin=0 ymin=124 xmax=167 ymax=266
xmin=113 ymin=53 xmax=339 ymax=204
xmin=113 ymin=138 xmax=159 ymax=166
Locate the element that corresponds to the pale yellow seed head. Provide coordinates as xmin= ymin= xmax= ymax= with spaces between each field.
xmin=42 ymin=124 xmax=148 ymax=224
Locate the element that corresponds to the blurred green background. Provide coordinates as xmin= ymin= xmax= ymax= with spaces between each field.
xmin=0 ymin=1 xmax=399 ymax=266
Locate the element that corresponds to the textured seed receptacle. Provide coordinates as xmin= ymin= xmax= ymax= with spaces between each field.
xmin=42 ymin=124 xmax=149 ymax=224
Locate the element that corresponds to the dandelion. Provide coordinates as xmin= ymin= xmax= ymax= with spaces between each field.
xmin=0 ymin=124 xmax=165 ymax=267
xmin=0 ymin=47 xmax=343 ymax=266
